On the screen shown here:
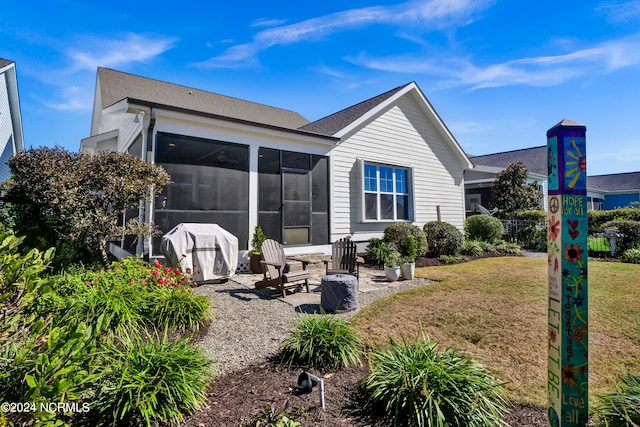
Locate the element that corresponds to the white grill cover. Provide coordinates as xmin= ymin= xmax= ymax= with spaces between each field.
xmin=160 ymin=223 xmax=238 ymax=281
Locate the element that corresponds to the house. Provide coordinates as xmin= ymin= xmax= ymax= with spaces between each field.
xmin=464 ymin=146 xmax=548 ymax=213
xmin=0 ymin=59 xmax=25 ymax=181
xmin=465 ymin=145 xmax=638 ymax=212
xmin=82 ymin=68 xmax=472 ymax=259
xmin=588 ymin=172 xmax=640 ymax=210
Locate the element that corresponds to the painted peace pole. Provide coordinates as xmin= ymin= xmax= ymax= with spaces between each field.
xmin=547 ymin=119 xmax=588 ymax=427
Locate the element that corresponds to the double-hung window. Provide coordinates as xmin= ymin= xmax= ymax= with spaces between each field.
xmin=363 ymin=162 xmax=411 ymax=221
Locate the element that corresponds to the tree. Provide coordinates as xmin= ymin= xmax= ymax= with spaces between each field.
xmin=1 ymin=147 xmax=171 ymax=267
xmin=490 ymin=161 xmax=543 ymax=217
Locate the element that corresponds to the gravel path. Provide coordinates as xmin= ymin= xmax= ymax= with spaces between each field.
xmin=193 ymin=276 xmax=434 ymax=375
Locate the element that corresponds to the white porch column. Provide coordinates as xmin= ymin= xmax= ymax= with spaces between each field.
xmin=248 ymin=145 xmax=259 ymax=249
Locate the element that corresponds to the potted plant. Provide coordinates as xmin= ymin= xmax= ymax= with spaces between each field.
xmin=249 ymin=225 xmax=267 ymax=274
xmin=400 ymin=235 xmax=417 ymax=280
xmin=384 ymin=249 xmax=401 ymax=282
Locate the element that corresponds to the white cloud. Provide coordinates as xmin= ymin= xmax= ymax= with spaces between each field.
xmin=350 ymin=33 xmax=640 ymax=90
xmin=594 ymin=1 xmax=640 ymax=22
xmin=250 ymin=18 xmax=288 ymax=28
xmin=67 ymin=33 xmax=177 ymax=71
xmin=196 ymin=0 xmax=492 ymax=68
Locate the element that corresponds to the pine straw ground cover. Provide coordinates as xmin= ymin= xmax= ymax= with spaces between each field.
xmin=350 ymin=257 xmax=640 ymax=407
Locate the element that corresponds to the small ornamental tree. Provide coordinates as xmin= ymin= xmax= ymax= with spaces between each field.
xmin=490 ymin=161 xmax=542 ymax=217
xmin=1 ymin=147 xmax=171 ymax=267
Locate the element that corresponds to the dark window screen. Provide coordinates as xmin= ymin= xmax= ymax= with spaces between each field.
xmin=154 ymin=132 xmax=249 ymax=252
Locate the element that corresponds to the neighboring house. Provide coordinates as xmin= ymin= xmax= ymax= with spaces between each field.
xmin=82 ymin=68 xmax=472 ymax=259
xmin=464 ymin=146 xmax=548 ymax=213
xmin=588 ymin=172 xmax=640 ymax=210
xmin=0 ymin=59 xmax=25 ymax=181
xmin=465 ymin=145 xmax=638 ymax=213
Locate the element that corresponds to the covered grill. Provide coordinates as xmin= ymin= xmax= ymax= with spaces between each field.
xmin=160 ymin=223 xmax=238 ymax=282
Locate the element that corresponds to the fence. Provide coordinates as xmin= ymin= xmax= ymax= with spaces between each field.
xmin=500 ymin=219 xmax=618 ymax=257
xmin=501 ymin=219 xmax=546 ymax=248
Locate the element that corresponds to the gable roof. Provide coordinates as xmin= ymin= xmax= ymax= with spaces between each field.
xmin=299 ymin=83 xmax=411 ymax=135
xmin=301 ymin=82 xmax=472 ymax=169
xmin=588 ymin=172 xmax=640 ymax=192
xmin=470 ymin=146 xmax=548 ymax=176
xmin=97 ymin=67 xmax=311 ymax=130
xmin=0 ymin=59 xmax=14 ymax=69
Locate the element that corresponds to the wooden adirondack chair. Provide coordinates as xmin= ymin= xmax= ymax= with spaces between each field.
xmin=255 ymin=239 xmax=310 ymax=297
xmin=324 ymin=238 xmax=362 ymax=280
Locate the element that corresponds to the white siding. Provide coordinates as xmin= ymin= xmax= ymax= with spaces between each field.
xmin=330 ymin=95 xmax=466 ymax=241
xmin=0 ymin=73 xmax=12 ymax=149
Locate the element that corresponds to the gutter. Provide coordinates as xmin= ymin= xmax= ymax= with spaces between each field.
xmin=136 ymin=107 xmax=157 ymax=258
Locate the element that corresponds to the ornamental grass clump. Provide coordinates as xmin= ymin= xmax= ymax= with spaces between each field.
xmin=93 ymin=332 xmax=212 ymax=427
xmin=278 ymin=314 xmax=363 ymax=372
xmin=595 ymin=369 xmax=640 ymax=427
xmin=360 ymin=335 xmax=510 ymax=427
xmin=149 ymin=287 xmax=211 ymax=331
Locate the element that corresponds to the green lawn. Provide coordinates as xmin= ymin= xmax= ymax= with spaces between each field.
xmin=351 ymin=257 xmax=640 ymax=406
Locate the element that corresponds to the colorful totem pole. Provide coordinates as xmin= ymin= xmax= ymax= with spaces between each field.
xmin=547 ymin=119 xmax=588 ymax=426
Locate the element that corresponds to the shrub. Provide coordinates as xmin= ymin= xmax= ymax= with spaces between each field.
xmin=360 ymin=335 xmax=509 ymax=427
xmin=621 ymin=248 xmax=640 ymax=264
xmin=594 ymin=370 xmax=640 ymax=426
xmin=93 ymin=332 xmax=212 ymax=427
xmin=589 ymin=208 xmax=640 ymax=235
xmin=602 ymin=220 xmax=640 ymax=253
xmin=244 ymin=400 xmax=306 ymax=427
xmin=495 ymin=240 xmax=522 ymax=255
xmin=279 ymin=315 xmax=363 ymax=372
xmin=423 ymin=221 xmax=464 ymax=256
xmin=460 ymin=239 xmax=484 ymax=257
xmin=366 ymin=238 xmax=397 ymax=265
xmin=438 ymin=255 xmax=459 ymax=265
xmin=465 ymin=215 xmax=505 ymax=242
xmin=149 ymin=287 xmax=211 ymax=331
xmin=383 ymin=223 xmax=428 ymax=257
xmin=400 ymin=235 xmax=418 ymax=261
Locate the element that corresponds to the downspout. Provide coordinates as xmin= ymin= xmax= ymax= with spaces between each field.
xmin=136 ymin=108 xmax=156 ymax=258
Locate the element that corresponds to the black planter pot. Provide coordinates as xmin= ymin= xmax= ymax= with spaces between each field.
xmin=250 ymin=253 xmax=264 ymax=274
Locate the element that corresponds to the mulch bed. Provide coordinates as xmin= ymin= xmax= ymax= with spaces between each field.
xmin=181 ymin=360 xmax=547 ymax=426
xmin=182 ymin=251 xmax=550 ymax=426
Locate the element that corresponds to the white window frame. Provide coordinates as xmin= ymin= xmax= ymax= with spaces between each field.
xmin=360 ymin=160 xmax=413 ymax=222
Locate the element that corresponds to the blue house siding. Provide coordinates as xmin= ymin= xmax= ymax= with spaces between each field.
xmin=603 ymin=193 xmax=640 ymax=210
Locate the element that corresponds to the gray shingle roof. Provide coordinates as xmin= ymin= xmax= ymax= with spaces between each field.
xmin=98 ymin=67 xmax=311 ymax=130
xmin=299 ymin=83 xmax=412 ymax=136
xmin=588 ymin=172 xmax=640 ymax=192
xmin=0 ymin=58 xmax=14 ymax=69
xmin=470 ymin=146 xmax=548 ymax=176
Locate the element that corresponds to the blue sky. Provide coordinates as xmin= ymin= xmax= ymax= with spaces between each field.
xmin=2 ymin=0 xmax=640 ymax=176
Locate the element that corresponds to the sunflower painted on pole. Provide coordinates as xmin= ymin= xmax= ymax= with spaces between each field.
xmin=547 ymin=119 xmax=588 ymax=427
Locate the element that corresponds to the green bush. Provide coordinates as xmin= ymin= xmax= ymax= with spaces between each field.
xmin=602 ymin=220 xmax=640 ymax=253
xmin=621 ymin=248 xmax=640 ymax=264
xmin=244 ymin=400 xmax=306 ymax=427
xmin=423 ymin=221 xmax=464 ymax=256
xmin=511 ymin=210 xmax=547 ymax=221
xmin=366 ymin=238 xmax=397 ymax=265
xmin=35 ymin=256 xmax=208 ymax=335
xmin=465 ymin=215 xmax=505 ymax=242
xmin=383 ymin=223 xmax=428 ymax=257
xmin=93 ymin=332 xmax=212 ymax=427
xmin=149 ymin=287 xmax=211 ymax=331
xmin=588 ymin=208 xmax=640 ymax=235
xmin=495 ymin=240 xmax=522 ymax=255
xmin=595 ymin=370 xmax=640 ymax=426
xmin=279 ymin=314 xmax=363 ymax=372
xmin=460 ymin=239 xmax=484 ymax=257
xmin=400 ymin=235 xmax=418 ymax=261
xmin=360 ymin=335 xmax=509 ymax=427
